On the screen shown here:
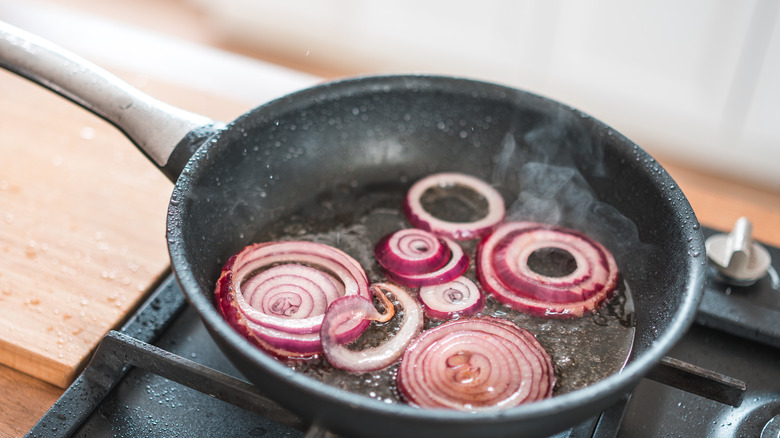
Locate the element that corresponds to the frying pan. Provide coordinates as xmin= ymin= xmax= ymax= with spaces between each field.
xmin=0 ymin=22 xmax=706 ymax=438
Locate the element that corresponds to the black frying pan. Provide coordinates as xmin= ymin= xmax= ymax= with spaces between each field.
xmin=0 ymin=22 xmax=706 ymax=438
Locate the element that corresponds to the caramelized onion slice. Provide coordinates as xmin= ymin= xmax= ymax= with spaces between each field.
xmin=321 ymin=283 xmax=424 ymax=373
xmin=404 ymin=172 xmax=505 ymax=240
xmin=397 ymin=317 xmax=555 ymax=410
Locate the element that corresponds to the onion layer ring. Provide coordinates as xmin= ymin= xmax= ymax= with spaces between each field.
xmin=397 ymin=317 xmax=555 ymax=410
xmin=321 ymin=283 xmax=424 ymax=373
xmin=404 ymin=172 xmax=505 ymax=240
xmin=476 ymin=222 xmax=619 ymax=317
xmin=215 ymin=241 xmax=371 ymax=357
xmin=418 ymin=276 xmax=485 ymax=320
xmin=374 ymin=228 xmax=450 ymax=275
xmin=380 ymin=235 xmax=469 ymax=287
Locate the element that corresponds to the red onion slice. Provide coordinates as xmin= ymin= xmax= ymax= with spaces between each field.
xmin=321 ymin=283 xmax=424 ymax=373
xmin=215 ymin=241 xmax=372 ymax=357
xmin=476 ymin=222 xmax=619 ymax=317
xmin=418 ymin=276 xmax=485 ymax=320
xmin=397 ymin=317 xmax=555 ymax=410
xmin=239 ymin=264 xmax=343 ymax=332
xmin=381 ymin=236 xmax=469 ymax=287
xmin=404 ymin=172 xmax=505 ymax=240
xmin=374 ymin=228 xmax=450 ymax=275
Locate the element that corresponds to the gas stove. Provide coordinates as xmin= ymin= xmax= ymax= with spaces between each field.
xmin=27 ymin=225 xmax=780 ymax=438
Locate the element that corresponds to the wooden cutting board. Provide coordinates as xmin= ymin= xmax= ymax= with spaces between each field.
xmin=0 ymin=67 xmax=249 ymax=388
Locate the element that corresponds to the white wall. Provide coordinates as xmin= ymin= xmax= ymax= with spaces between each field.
xmin=193 ymin=0 xmax=780 ymax=190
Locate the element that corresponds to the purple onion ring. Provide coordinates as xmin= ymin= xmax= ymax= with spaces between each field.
xmin=397 ymin=317 xmax=555 ymax=410
xmin=418 ymin=276 xmax=485 ymax=320
xmin=321 ymin=283 xmax=423 ymax=373
xmin=215 ymin=241 xmax=371 ymax=357
xmin=381 ymin=236 xmax=469 ymax=287
xmin=374 ymin=228 xmax=450 ymax=275
xmin=404 ymin=172 xmax=505 ymax=240
xmin=476 ymin=222 xmax=619 ymax=318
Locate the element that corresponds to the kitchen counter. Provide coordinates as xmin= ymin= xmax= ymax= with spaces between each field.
xmin=1 ymin=2 xmax=779 ymax=437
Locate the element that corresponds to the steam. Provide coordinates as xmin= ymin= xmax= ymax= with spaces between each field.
xmin=494 ymin=130 xmax=649 ymax=259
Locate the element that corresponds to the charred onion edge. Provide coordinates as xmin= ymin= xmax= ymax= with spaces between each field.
xmin=418 ymin=276 xmax=485 ymax=320
xmin=321 ymin=282 xmax=423 ymax=373
xmin=403 ymin=172 xmax=505 ymax=240
xmin=381 ymin=236 xmax=469 ymax=287
xmin=374 ymin=228 xmax=450 ymax=275
xmin=476 ymin=222 xmax=619 ymax=318
xmin=397 ymin=316 xmax=555 ymax=410
xmin=214 ymin=241 xmax=371 ymax=357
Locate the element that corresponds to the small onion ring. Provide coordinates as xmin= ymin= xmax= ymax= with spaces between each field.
xmin=476 ymin=222 xmax=619 ymax=317
xmin=214 ymin=241 xmax=371 ymax=357
xmin=403 ymin=172 xmax=505 ymax=240
xmin=418 ymin=276 xmax=485 ymax=320
xmin=374 ymin=229 xmax=450 ymax=275
xmin=381 ymin=236 xmax=469 ymax=287
xmin=397 ymin=317 xmax=555 ymax=410
xmin=321 ymin=283 xmax=424 ymax=373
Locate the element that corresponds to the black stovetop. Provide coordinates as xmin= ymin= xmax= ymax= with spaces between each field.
xmin=28 ymin=227 xmax=780 ymax=438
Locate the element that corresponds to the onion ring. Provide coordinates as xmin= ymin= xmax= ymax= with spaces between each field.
xmin=404 ymin=172 xmax=505 ymax=240
xmin=321 ymin=283 xmax=424 ymax=373
xmin=374 ymin=228 xmax=450 ymax=275
xmin=380 ymin=236 xmax=469 ymax=287
xmin=397 ymin=317 xmax=555 ymax=410
xmin=418 ymin=276 xmax=485 ymax=320
xmin=215 ymin=241 xmax=372 ymax=357
xmin=476 ymin=222 xmax=619 ymax=317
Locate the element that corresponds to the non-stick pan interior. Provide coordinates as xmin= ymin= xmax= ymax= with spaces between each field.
xmin=167 ymin=75 xmax=704 ymax=438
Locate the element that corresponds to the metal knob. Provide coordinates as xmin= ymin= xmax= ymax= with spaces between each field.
xmin=706 ymin=217 xmax=772 ymax=285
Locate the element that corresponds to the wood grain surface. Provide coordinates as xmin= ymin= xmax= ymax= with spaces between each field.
xmin=0 ymin=66 xmax=250 ymax=437
xmin=0 ymin=69 xmax=170 ymax=387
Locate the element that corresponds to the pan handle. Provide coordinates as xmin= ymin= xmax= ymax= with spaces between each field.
xmin=0 ymin=20 xmax=223 ymax=181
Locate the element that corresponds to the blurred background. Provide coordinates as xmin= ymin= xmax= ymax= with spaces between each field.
xmin=3 ymin=0 xmax=779 ymax=191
